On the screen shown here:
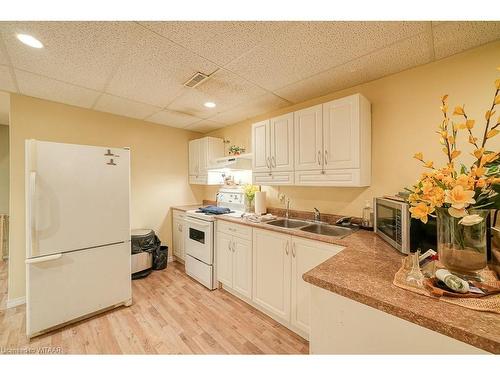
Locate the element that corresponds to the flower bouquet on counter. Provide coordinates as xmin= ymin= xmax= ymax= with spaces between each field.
xmin=407 ymin=67 xmax=500 ymax=279
xmin=243 ymin=184 xmax=260 ymax=212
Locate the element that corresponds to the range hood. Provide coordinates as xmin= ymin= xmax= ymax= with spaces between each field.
xmin=208 ymin=153 xmax=252 ymax=171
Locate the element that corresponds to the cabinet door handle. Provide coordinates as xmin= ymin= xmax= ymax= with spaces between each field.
xmin=317 ymin=150 xmax=322 ymax=166
xmin=265 ymin=157 xmax=270 ymax=169
xmin=285 ymin=241 xmax=289 ymax=255
xmin=324 ymin=150 xmax=328 ymax=165
xmin=228 ymin=240 xmax=232 ymax=252
xmin=292 ymin=243 xmax=296 ymax=258
xmin=271 ymin=156 xmax=276 ymax=168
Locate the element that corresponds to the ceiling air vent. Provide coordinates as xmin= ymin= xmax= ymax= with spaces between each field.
xmin=183 ymin=72 xmax=210 ymax=88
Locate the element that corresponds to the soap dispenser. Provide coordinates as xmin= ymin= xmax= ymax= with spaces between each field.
xmin=361 ymin=200 xmax=374 ymax=230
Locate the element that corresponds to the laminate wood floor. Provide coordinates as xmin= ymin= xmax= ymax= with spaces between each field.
xmin=0 ymin=260 xmax=7 ymax=311
xmin=0 ymin=261 xmax=309 ymax=354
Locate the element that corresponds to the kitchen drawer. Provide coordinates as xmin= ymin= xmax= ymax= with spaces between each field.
xmin=253 ymin=171 xmax=294 ymax=186
xmin=217 ymin=220 xmax=252 ymax=240
xmin=173 ymin=209 xmax=185 ymax=220
xmin=294 ymin=169 xmax=365 ymax=187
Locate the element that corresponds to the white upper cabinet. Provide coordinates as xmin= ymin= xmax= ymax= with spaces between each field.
xmin=252 ymin=120 xmax=270 ymax=173
xmin=252 ymin=93 xmax=371 ymax=187
xmin=188 ymin=137 xmax=224 ymax=185
xmin=252 ymin=115 xmax=294 ymax=185
xmin=323 ymin=95 xmax=360 ymax=170
xmin=269 ymin=113 xmax=294 ymax=172
xmin=294 ymin=104 xmax=323 ymax=171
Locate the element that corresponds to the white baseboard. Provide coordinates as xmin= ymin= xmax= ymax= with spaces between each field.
xmin=6 ymin=296 xmax=26 ymax=309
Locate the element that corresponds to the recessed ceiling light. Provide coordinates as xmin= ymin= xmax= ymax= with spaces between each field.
xmin=16 ymin=34 xmax=44 ymax=49
xmin=204 ymin=102 xmax=216 ymax=108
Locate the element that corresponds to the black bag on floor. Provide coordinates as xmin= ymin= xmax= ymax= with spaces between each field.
xmin=153 ymin=245 xmax=168 ymax=270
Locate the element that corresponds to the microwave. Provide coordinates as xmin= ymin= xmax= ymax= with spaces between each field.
xmin=374 ymin=197 xmax=437 ymax=254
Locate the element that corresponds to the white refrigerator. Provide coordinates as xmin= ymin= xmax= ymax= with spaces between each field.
xmin=25 ymin=140 xmax=132 ymax=338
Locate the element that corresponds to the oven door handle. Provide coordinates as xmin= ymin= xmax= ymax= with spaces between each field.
xmin=185 ymin=217 xmax=212 ymax=229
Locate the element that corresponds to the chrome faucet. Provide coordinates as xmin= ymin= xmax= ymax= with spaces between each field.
xmin=279 ymin=193 xmax=291 ymax=219
xmin=313 ymin=207 xmax=321 ymax=222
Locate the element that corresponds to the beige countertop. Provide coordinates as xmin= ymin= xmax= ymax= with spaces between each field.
xmin=215 ymin=215 xmax=500 ymax=353
xmin=171 ymin=204 xmax=203 ymax=212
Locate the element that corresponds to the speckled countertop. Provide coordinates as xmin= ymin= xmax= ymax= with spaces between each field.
xmin=215 ymin=215 xmax=500 ymax=353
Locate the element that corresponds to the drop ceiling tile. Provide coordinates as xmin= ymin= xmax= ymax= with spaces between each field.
xmin=0 ymin=41 xmax=9 ymax=65
xmin=94 ymin=94 xmax=160 ymax=120
xmin=185 ymin=119 xmax=225 ymax=133
xmin=15 ymin=69 xmax=100 ymax=108
xmin=225 ymin=21 xmax=428 ymax=91
xmin=0 ymin=65 xmax=16 ymax=92
xmin=209 ymin=93 xmax=291 ymax=125
xmin=146 ymin=109 xmax=200 ymax=128
xmin=105 ymin=24 xmax=218 ymax=108
xmin=433 ymin=22 xmax=500 ymax=59
xmin=167 ymin=68 xmax=266 ymax=118
xmin=139 ymin=21 xmax=290 ymax=66
xmin=275 ymin=32 xmax=434 ymax=103
xmin=0 ymin=22 xmax=137 ymax=91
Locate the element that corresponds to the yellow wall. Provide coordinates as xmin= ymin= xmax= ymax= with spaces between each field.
xmin=206 ymin=41 xmax=500 ymax=216
xmin=8 ymin=95 xmax=205 ymax=300
xmin=0 ymin=124 xmax=9 ymax=215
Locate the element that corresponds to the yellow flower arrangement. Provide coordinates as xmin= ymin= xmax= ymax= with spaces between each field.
xmin=407 ymin=67 xmax=500 ymax=224
xmin=243 ymin=184 xmax=260 ymax=203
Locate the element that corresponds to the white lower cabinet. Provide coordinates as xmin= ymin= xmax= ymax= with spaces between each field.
xmin=252 ymin=229 xmax=291 ymax=322
xmin=172 ymin=210 xmax=186 ymax=261
xmin=217 ymin=223 xmax=343 ymax=340
xmin=290 ymin=237 xmax=343 ymax=338
xmin=216 ymin=223 xmax=252 ymax=300
xmin=252 ymin=228 xmax=343 ymax=339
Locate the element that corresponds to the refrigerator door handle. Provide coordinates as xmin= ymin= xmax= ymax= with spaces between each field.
xmin=26 ymin=253 xmax=62 ymax=264
xmin=28 ymin=171 xmax=37 ymax=257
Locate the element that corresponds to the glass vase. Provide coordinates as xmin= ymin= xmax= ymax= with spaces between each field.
xmin=436 ymin=207 xmax=488 ymax=280
xmin=245 ymin=199 xmax=254 ymax=213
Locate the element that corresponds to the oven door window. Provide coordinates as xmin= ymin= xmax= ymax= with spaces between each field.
xmin=189 ymin=227 xmax=205 ymax=244
xmin=376 ymin=203 xmax=402 ymax=245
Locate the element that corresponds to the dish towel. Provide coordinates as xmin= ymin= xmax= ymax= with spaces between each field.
xmin=244 ymin=213 xmax=277 ymax=223
xmin=198 ymin=206 xmax=231 ymax=215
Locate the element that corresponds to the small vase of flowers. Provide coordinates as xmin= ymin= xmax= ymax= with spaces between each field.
xmin=243 ymin=184 xmax=260 ymax=213
xmin=407 ymin=67 xmax=500 ymax=279
xmin=229 ymin=145 xmax=246 ymax=156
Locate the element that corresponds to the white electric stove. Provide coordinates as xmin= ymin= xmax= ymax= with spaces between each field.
xmin=184 ymin=188 xmax=246 ymax=289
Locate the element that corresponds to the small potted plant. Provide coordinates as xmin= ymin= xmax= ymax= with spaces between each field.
xmin=229 ymin=145 xmax=246 ymax=156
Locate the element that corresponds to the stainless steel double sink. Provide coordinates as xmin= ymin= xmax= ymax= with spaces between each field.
xmin=265 ymin=218 xmax=356 ymax=238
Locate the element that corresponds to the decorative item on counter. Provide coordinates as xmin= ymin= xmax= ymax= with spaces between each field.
xmin=254 ymin=191 xmax=267 ymax=215
xmin=419 ymin=249 xmax=438 ymax=277
xmin=404 ymin=251 xmax=425 ymax=289
xmin=228 ymin=145 xmax=246 ymax=156
xmin=243 ymin=184 xmax=260 ymax=213
xmin=407 ymin=67 xmax=500 ymax=280
xmin=361 ymin=200 xmax=374 ymax=230
xmin=435 ymin=269 xmax=469 ymax=293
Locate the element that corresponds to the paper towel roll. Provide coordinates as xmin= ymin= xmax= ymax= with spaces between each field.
xmin=254 ymin=191 xmax=267 ymax=215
